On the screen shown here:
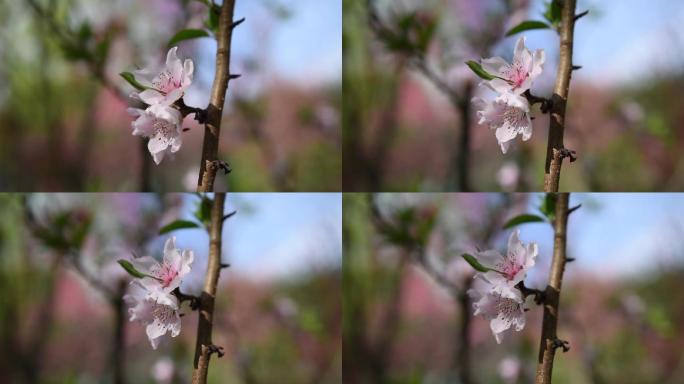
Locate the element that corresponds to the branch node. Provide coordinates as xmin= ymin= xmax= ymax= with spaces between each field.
xmin=207 ymin=344 xmax=225 ymax=358
xmin=230 ymin=17 xmax=246 ymax=29
xmin=222 ymin=210 xmax=237 ymax=221
xmin=568 ymin=204 xmax=582 ymax=215
xmin=217 ymin=160 xmax=232 ymax=174
xmin=566 ymin=257 xmax=576 ymax=263
xmin=551 ymin=338 xmax=571 ymax=353
xmin=574 ymin=10 xmax=589 ymax=21
xmin=516 ymin=282 xmax=546 ymax=305
xmin=559 ymin=148 xmax=578 ymax=163
xmin=523 ymin=90 xmax=552 ymax=113
xmin=572 ymin=65 xmax=582 ymax=71
xmin=172 ymin=288 xmax=200 ymax=310
xmin=228 ymin=73 xmax=241 ymax=80
xmin=220 ymin=263 xmax=230 ymax=269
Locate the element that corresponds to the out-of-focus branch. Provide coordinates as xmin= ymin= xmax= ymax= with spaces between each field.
xmin=366 ymin=1 xmax=473 ymax=191
xmin=197 ymin=0 xmax=239 ymax=192
xmin=191 ymin=193 xmax=227 ymax=383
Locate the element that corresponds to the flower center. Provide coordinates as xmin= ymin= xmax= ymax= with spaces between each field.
xmin=496 ymin=295 xmax=520 ymax=315
xmin=151 ymin=301 xmax=176 ymax=322
xmin=504 ymin=61 xmax=529 ymax=89
xmin=153 ymin=70 xmax=182 ymax=94
xmin=502 ymin=106 xmax=527 ymax=128
xmin=152 ymin=262 xmax=179 ymax=288
xmin=153 ymin=119 xmax=175 ymax=147
xmin=495 ymin=258 xmax=523 ymax=280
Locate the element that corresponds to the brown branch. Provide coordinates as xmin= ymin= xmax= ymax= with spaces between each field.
xmin=191 ymin=193 xmax=227 ymax=384
xmin=543 ymin=0 xmax=578 ymax=192
xmin=197 ymin=0 xmax=238 ymax=192
xmin=535 ymin=193 xmax=571 ymax=384
xmin=456 ymin=279 xmax=472 ymax=384
xmin=112 ymin=281 xmax=127 ymax=384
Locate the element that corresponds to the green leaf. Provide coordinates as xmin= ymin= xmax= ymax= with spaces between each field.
xmin=167 ymin=29 xmax=211 ymax=47
xmin=205 ymin=7 xmax=220 ymax=34
xmin=465 ymin=60 xmax=496 ymax=80
xmin=503 ymin=214 xmax=546 ymax=229
xmin=117 ymin=259 xmax=148 ymax=279
xmin=78 ymin=22 xmax=92 ymax=42
xmin=461 ymin=253 xmax=491 ymax=273
xmin=539 ymin=193 xmax=557 ymax=220
xmin=194 ymin=196 xmax=213 ymax=225
xmin=543 ymin=0 xmax=562 ymax=25
xmin=119 ymin=72 xmax=147 ymax=91
xmin=159 ymin=220 xmax=201 ymax=235
xmin=505 ymin=20 xmax=551 ymax=37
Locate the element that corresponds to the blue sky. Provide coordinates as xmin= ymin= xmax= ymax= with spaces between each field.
xmin=515 ymin=193 xmax=684 ymax=284
xmin=191 ymin=0 xmax=341 ymax=93
xmin=170 ymin=193 xmax=342 ymax=292
xmin=507 ymin=0 xmax=684 ymax=88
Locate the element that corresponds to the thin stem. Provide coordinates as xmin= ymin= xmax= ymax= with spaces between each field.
xmin=452 ymin=80 xmax=473 ymax=191
xmin=457 ymin=279 xmax=472 ymax=384
xmin=543 ymin=0 xmax=578 ymax=192
xmin=112 ymin=281 xmax=127 ymax=384
xmin=197 ymin=1 xmax=238 ymax=192
xmin=191 ymin=193 xmax=227 ymax=384
xmin=535 ymin=193 xmax=571 ymax=384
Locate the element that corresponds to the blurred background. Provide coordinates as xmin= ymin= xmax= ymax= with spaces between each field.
xmin=344 ymin=193 xmax=684 ymax=383
xmin=343 ymin=0 xmax=684 ymax=191
xmin=0 ymin=0 xmax=341 ymax=191
xmin=0 ymin=193 xmax=342 ymax=383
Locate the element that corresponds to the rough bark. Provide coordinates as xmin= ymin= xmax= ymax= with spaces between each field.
xmin=543 ymin=0 xmax=577 ymax=192
xmin=191 ymin=193 xmax=227 ymax=383
xmin=535 ymin=193 xmax=570 ymax=383
xmin=197 ymin=1 xmax=237 ymax=192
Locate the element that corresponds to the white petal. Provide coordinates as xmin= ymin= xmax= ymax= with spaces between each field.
xmin=166 ymin=47 xmax=184 ymax=85
xmin=499 ymin=139 xmax=511 ymax=154
xmin=127 ymin=107 xmax=143 ymax=117
xmin=130 ymin=255 xmax=159 ymax=275
xmin=148 ymin=138 xmax=168 ymax=165
xmin=512 ymin=309 xmax=526 ymax=331
xmin=494 ymin=330 xmax=504 ymax=344
xmin=476 ymin=249 xmax=504 ymax=269
xmin=152 ymin=290 xmax=179 ymax=308
xmin=139 ymin=89 xmax=166 ymax=105
xmin=498 ymin=284 xmax=524 ymax=300
xmin=152 ymin=149 xmax=166 ymax=165
xmin=169 ymin=135 xmax=183 ymax=153
xmin=181 ymin=249 xmax=194 ymax=273
xmin=146 ymin=320 xmax=167 ymax=344
xmin=164 ymin=88 xmax=185 ymax=105
xmin=490 ymin=313 xmax=511 ymax=334
xmin=526 ymin=243 xmax=539 ymax=268
xmin=149 ymin=134 xmax=170 ymax=154
xmin=149 ymin=335 xmax=161 ymax=350
xmin=148 ymin=104 xmax=181 ymax=123
xmin=170 ymin=316 xmax=182 ymax=337
xmin=183 ymin=59 xmax=194 ymax=86
xmin=131 ymin=113 xmax=155 ymax=137
xmin=488 ymin=78 xmax=514 ymax=94
xmin=480 ymin=57 xmax=508 ymax=76
xmin=513 ymin=36 xmax=526 ymax=62
xmin=166 ymin=47 xmax=182 ymax=71
xmin=164 ymin=237 xmax=177 ymax=256
xmin=496 ymin=122 xmax=519 ymax=144
xmin=517 ymin=47 xmax=533 ymax=76
xmin=507 ymin=229 xmax=527 ymax=266
xmin=530 ymin=49 xmax=545 ymax=79
xmin=521 ymin=118 xmax=533 ymax=141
